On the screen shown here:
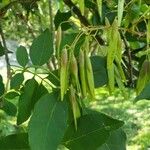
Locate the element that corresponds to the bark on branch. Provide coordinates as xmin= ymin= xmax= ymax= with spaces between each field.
xmin=63 ymin=0 xmax=105 ymax=45
xmin=0 ymin=24 xmax=11 ymax=91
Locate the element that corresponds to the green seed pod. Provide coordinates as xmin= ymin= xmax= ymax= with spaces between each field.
xmin=79 ymin=49 xmax=87 ymax=98
xmin=56 ymin=26 xmax=62 ymax=59
xmin=70 ymin=54 xmax=78 ymax=85
xmin=60 ymin=48 xmax=68 ymax=101
xmin=70 ymin=85 xmax=81 ymax=130
xmin=136 ymin=60 xmax=150 ymax=94
xmin=85 ymin=51 xmax=95 ymax=99
xmin=70 ymin=53 xmax=81 ymax=94
xmin=107 ymin=20 xmax=118 ymax=92
xmin=56 ymin=26 xmax=62 ymax=50
xmin=142 ymin=60 xmax=150 ymax=75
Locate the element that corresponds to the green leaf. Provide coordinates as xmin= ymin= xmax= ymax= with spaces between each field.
xmin=17 ymin=80 xmax=48 ymax=125
xmin=60 ymin=33 xmax=77 ymax=51
xmin=0 ymin=133 xmax=29 ymax=150
xmin=0 ymin=0 xmax=10 ymax=9
xmin=30 ymin=29 xmax=53 ymax=66
xmin=85 ymin=0 xmax=96 ymax=10
xmin=96 ymin=0 xmax=102 ymax=19
xmin=117 ymin=0 xmax=125 ymax=26
xmin=98 ymin=129 xmax=127 ymax=150
xmin=54 ymin=10 xmax=72 ymax=30
xmin=29 ymin=93 xmax=68 ymax=150
xmin=1 ymin=100 xmax=17 ymax=116
xmin=84 ymin=109 xmax=124 ymax=131
xmin=135 ymin=82 xmax=150 ymax=102
xmin=62 ymin=112 xmax=124 ymax=150
xmin=46 ymin=70 xmax=60 ymax=87
xmin=79 ymin=0 xmax=84 ymax=15
xmin=30 ymin=83 xmax=48 ymax=108
xmin=0 ymin=74 xmax=5 ymax=96
xmin=10 ymin=73 xmax=24 ymax=90
xmin=16 ymin=46 xmax=29 ymax=67
xmin=58 ymin=0 xmax=64 ymax=12
xmin=126 ymin=3 xmax=141 ymax=23
xmin=129 ymin=41 xmax=145 ymax=50
xmin=136 ymin=60 xmax=150 ymax=95
xmin=91 ymin=56 xmax=108 ymax=88
xmin=0 ymin=42 xmax=5 ymax=56
xmin=4 ymin=91 xmax=20 ymax=100
xmin=17 ymin=78 xmax=38 ymax=125
xmin=60 ymin=33 xmax=85 ymax=55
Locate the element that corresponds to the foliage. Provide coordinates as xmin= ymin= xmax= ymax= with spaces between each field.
xmin=0 ymin=0 xmax=150 ymax=149
xmin=91 ymin=88 xmax=150 ymax=150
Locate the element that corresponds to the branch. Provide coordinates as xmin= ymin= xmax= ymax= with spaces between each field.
xmin=0 ymin=24 xmax=11 ymax=91
xmin=48 ymin=0 xmax=56 ymax=70
xmin=63 ymin=0 xmax=105 ymax=45
xmin=120 ymin=30 xmax=134 ymax=87
xmin=15 ymin=13 xmax=35 ymax=38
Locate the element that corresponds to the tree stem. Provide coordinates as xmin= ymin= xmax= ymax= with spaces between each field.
xmin=63 ymin=0 xmax=105 ymax=45
xmin=120 ymin=30 xmax=133 ymax=87
xmin=0 ymin=24 xmax=11 ymax=91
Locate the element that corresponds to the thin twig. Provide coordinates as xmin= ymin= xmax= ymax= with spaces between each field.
xmin=0 ymin=24 xmax=11 ymax=91
xmin=49 ymin=0 xmax=54 ymax=41
xmin=63 ymin=0 xmax=105 ymax=45
xmin=47 ymin=0 xmax=56 ymax=70
xmin=16 ymin=13 xmax=35 ymax=38
xmin=120 ymin=30 xmax=134 ymax=87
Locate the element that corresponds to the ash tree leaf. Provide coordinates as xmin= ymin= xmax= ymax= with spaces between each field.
xmin=85 ymin=0 xmax=96 ymax=10
xmin=54 ymin=10 xmax=72 ymax=31
xmin=4 ymin=91 xmax=20 ymax=100
xmin=17 ymin=78 xmax=38 ymax=125
xmin=62 ymin=112 xmax=124 ymax=150
xmin=0 ymin=133 xmax=29 ymax=150
xmin=59 ymin=33 xmax=78 ymax=51
xmin=97 ymin=129 xmax=127 ymax=150
xmin=17 ymin=80 xmax=48 ymax=125
xmin=91 ymin=56 xmax=108 ymax=88
xmin=2 ymin=100 xmax=17 ymax=116
xmin=60 ymin=33 xmax=85 ymax=55
xmin=10 ymin=73 xmax=24 ymax=90
xmin=30 ymin=83 xmax=48 ymax=109
xmin=0 ymin=74 xmax=5 ymax=96
xmin=79 ymin=0 xmax=84 ymax=15
xmin=135 ymin=82 xmax=150 ymax=102
xmin=83 ymin=109 xmax=124 ymax=130
xmin=96 ymin=0 xmax=102 ymax=19
xmin=30 ymin=29 xmax=53 ymax=66
xmin=29 ymin=93 xmax=68 ymax=150
xmin=16 ymin=46 xmax=29 ymax=67
xmin=46 ymin=69 xmax=60 ymax=87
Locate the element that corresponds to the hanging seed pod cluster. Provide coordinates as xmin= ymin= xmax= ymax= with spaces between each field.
xmin=106 ymin=19 xmax=127 ymax=96
xmin=59 ymin=36 xmax=95 ymax=129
